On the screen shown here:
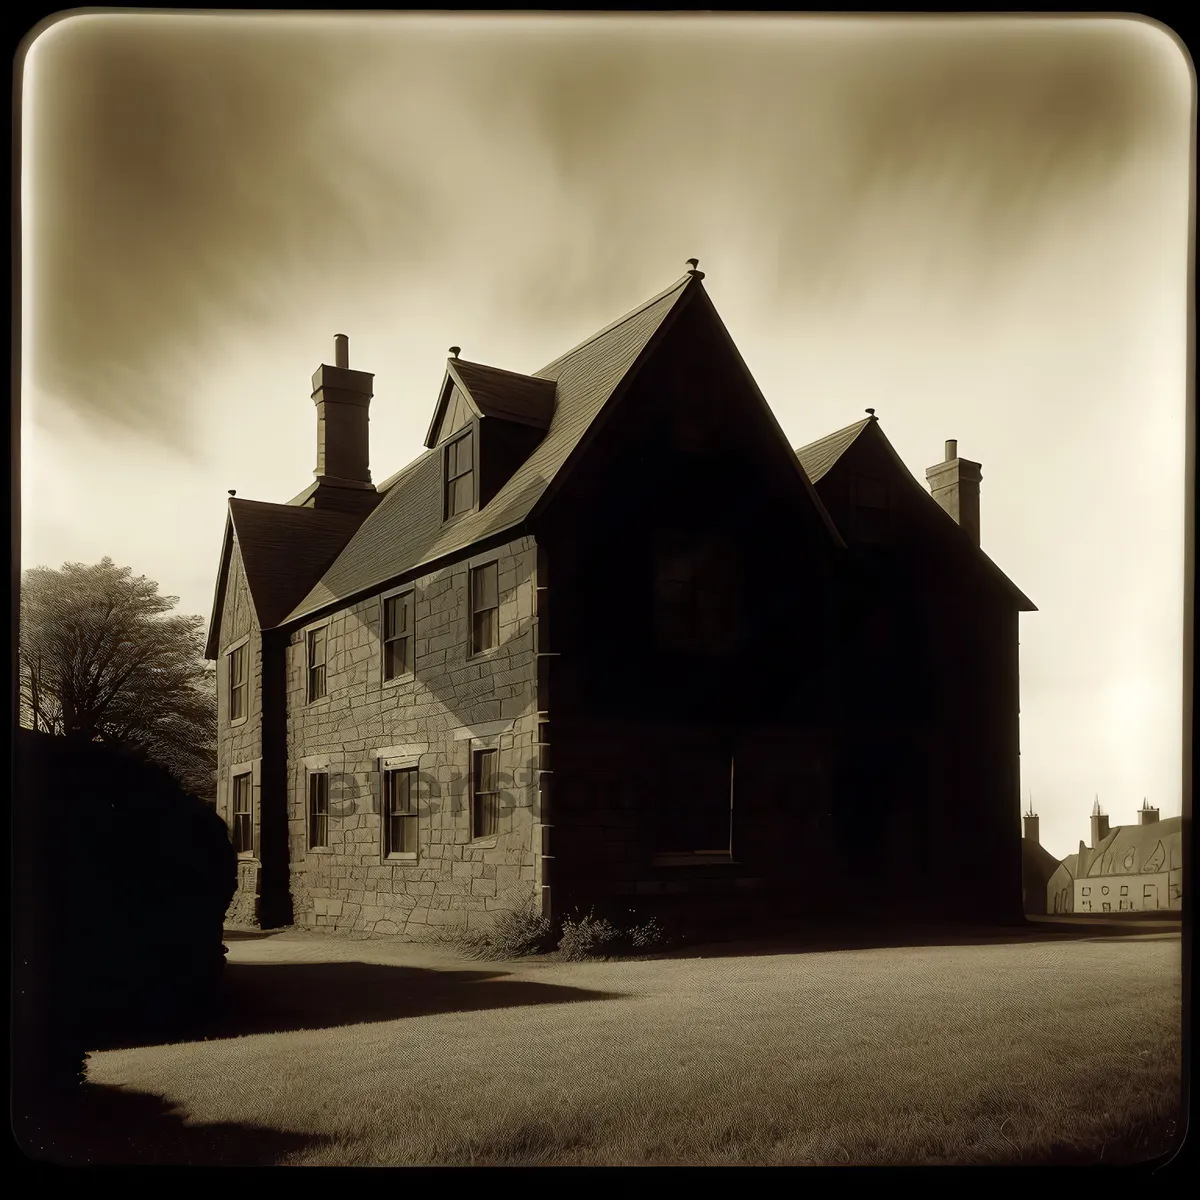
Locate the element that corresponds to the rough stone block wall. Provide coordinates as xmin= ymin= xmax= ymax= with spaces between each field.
xmin=286 ymin=536 xmax=541 ymax=937
xmin=215 ymin=545 xmax=264 ymax=926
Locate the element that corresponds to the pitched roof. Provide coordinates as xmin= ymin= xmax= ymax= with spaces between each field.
xmin=284 ymin=274 xmax=697 ymax=624
xmin=795 ymin=418 xmax=873 ymax=483
xmin=424 ymin=360 xmax=557 ymax=447
xmin=795 ymin=415 xmax=1036 ymax=612
xmin=1081 ymin=816 xmax=1182 ymax=878
xmin=204 ymin=500 xmax=367 ymax=656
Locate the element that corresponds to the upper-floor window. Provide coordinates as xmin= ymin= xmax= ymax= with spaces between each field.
xmin=470 ymin=562 xmax=499 ymax=655
xmin=307 ymin=626 xmax=327 ymax=703
xmin=444 ymin=429 xmax=475 ymax=519
xmin=852 ymin=476 xmax=891 ymax=543
xmin=383 ymin=591 xmax=414 ymax=681
xmin=653 ymin=539 xmax=736 ymax=651
xmin=228 ymin=643 xmax=247 ymax=722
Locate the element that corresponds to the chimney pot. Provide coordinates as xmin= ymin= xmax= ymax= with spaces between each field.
xmin=449 ymin=346 xmax=461 ymax=359
xmin=926 ymin=439 xmax=981 ymax=546
xmin=334 ymin=334 xmax=349 ymax=369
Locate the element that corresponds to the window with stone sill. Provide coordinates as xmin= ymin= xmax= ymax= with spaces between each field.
xmin=473 ymin=747 xmax=499 ymax=839
xmin=470 ymin=562 xmax=499 ymax=656
xmin=383 ymin=767 xmax=418 ymax=857
xmin=228 ymin=642 xmax=248 ymax=722
xmin=307 ymin=626 xmax=328 ymax=702
xmin=382 ymin=591 xmax=414 ymax=681
xmin=308 ymin=772 xmax=329 ymax=850
xmin=232 ymin=772 xmax=253 ymax=855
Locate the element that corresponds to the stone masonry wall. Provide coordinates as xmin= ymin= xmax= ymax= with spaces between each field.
xmin=286 ymin=535 xmax=542 ymax=937
xmin=215 ymin=543 xmax=264 ymax=926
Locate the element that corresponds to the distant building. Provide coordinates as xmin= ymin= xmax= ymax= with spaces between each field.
xmin=1046 ymin=801 xmax=1183 ymax=914
xmin=1021 ymin=806 xmax=1059 ymax=916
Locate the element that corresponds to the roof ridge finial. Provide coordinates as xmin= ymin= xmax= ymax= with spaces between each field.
xmin=686 ymin=257 xmax=705 ymax=280
xmin=449 ymin=346 xmax=461 ymax=359
xmin=865 ymin=408 xmax=876 ymax=419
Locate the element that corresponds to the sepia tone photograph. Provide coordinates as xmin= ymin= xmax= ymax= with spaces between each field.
xmin=12 ymin=11 xmax=1192 ymax=1169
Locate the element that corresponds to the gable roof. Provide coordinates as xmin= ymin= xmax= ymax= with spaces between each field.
xmin=795 ymin=416 xmax=1036 ymax=613
xmin=204 ymin=499 xmax=367 ymax=657
xmin=1081 ymin=816 xmax=1182 ymax=878
xmin=284 ymin=274 xmax=699 ymax=625
xmin=795 ymin=417 xmax=873 ymax=484
xmin=424 ymin=359 xmax=557 ymax=447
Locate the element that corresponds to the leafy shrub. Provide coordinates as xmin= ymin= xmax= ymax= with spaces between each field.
xmin=461 ymin=902 xmax=557 ymax=960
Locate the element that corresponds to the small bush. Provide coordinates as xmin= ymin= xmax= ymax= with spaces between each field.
xmin=460 ymin=903 xmax=557 ymax=960
xmin=558 ymin=910 xmax=623 ymax=961
xmin=557 ymin=908 xmax=672 ymax=961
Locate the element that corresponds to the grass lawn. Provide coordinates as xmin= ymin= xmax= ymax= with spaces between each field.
xmin=27 ymin=928 xmax=1183 ymax=1166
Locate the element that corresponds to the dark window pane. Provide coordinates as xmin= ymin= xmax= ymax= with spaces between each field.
xmin=384 ymin=597 xmax=398 ymax=639
xmin=473 ymin=563 xmax=498 ymax=610
xmin=473 ymin=609 xmax=496 ymax=654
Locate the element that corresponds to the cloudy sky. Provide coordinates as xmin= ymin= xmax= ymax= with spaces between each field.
xmin=18 ymin=13 xmax=1192 ymax=859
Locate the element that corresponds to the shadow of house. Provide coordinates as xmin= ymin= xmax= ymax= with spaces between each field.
xmin=14 ymin=1082 xmax=333 ymax=1167
xmin=12 ymin=729 xmax=237 ymax=1101
xmin=89 ymin=959 xmax=623 ymax=1050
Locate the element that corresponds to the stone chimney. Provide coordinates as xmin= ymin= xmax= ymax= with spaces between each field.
xmin=1139 ymin=800 xmax=1160 ymax=826
xmin=309 ymin=335 xmax=376 ymax=512
xmin=1090 ymin=798 xmax=1110 ymax=849
xmin=926 ymin=439 xmax=982 ymax=546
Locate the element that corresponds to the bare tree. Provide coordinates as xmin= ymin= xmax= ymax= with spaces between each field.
xmin=19 ymin=558 xmax=217 ymax=800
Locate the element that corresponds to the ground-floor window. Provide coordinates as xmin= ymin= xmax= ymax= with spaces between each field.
xmin=384 ymin=767 xmax=418 ymax=856
xmin=472 ymin=749 xmax=499 ymax=839
xmin=232 ymin=772 xmax=253 ymax=855
xmin=308 ymin=772 xmax=329 ymax=849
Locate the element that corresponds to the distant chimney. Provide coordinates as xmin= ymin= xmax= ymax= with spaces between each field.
xmin=926 ymin=439 xmax=982 ymax=547
xmin=1090 ymin=798 xmax=1110 ymax=848
xmin=310 ymin=335 xmax=374 ymax=504
xmin=1139 ymin=800 xmax=1160 ymax=826
xmin=1023 ymin=804 xmax=1040 ymax=846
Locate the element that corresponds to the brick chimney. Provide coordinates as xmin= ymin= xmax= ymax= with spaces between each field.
xmin=1023 ymin=807 xmax=1040 ymax=846
xmin=1139 ymin=800 xmax=1160 ymax=826
xmin=309 ymin=335 xmax=376 ymax=512
xmin=1090 ymin=797 xmax=1110 ymax=848
xmin=926 ymin=439 xmax=982 ymax=546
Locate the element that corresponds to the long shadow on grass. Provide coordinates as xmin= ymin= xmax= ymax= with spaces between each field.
xmin=14 ymin=1081 xmax=331 ymax=1167
xmin=89 ymin=961 xmax=624 ymax=1051
xmin=658 ymin=916 xmax=1183 ymax=961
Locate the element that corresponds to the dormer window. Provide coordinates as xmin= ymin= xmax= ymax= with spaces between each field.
xmin=444 ymin=429 xmax=476 ymax=519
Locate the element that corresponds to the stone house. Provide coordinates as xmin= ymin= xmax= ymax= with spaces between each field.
xmin=205 ymin=262 xmax=1036 ymax=935
xmin=1046 ymin=802 xmax=1183 ymax=915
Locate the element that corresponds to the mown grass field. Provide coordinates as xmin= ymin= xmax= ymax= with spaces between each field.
xmin=27 ymin=928 xmax=1183 ymax=1166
